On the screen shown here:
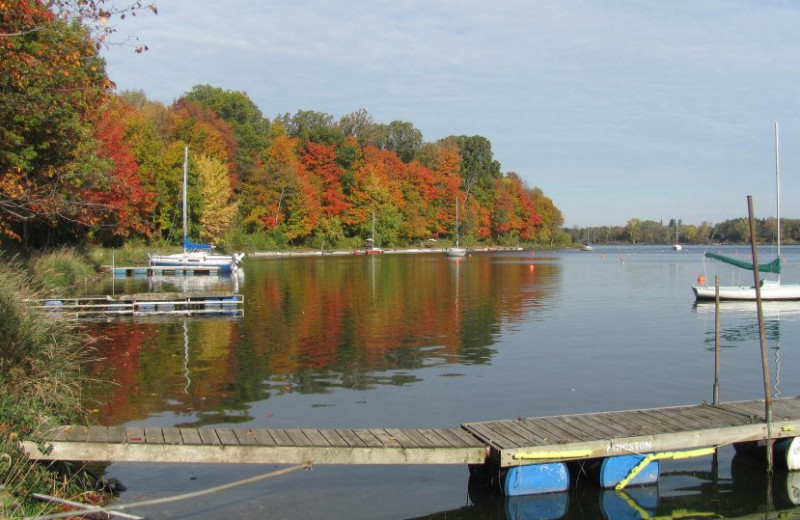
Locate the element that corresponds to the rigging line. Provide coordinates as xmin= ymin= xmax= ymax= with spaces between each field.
xmin=27 ymin=463 xmax=311 ymax=520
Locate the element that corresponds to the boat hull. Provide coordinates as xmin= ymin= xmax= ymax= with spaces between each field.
xmin=445 ymin=247 xmax=466 ymax=258
xmin=692 ymin=280 xmax=800 ymax=301
xmin=149 ymin=252 xmax=243 ymax=273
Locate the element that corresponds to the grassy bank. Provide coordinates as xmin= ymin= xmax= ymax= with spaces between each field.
xmin=0 ymin=252 xmax=100 ymax=517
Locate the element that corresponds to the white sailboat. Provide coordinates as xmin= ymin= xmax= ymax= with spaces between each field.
xmin=355 ymin=212 xmax=384 ymax=255
xmin=149 ymin=147 xmax=244 ymax=272
xmin=445 ymin=197 xmax=466 ymax=258
xmin=673 ymin=220 xmax=682 ymax=251
xmin=692 ymin=122 xmax=800 ymax=301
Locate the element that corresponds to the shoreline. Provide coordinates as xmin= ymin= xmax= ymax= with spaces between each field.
xmin=249 ymin=246 xmax=526 ymax=258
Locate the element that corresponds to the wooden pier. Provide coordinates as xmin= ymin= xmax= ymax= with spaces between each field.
xmin=26 ymin=292 xmax=243 ymax=318
xmin=112 ymin=266 xmax=222 ymax=277
xmin=22 ymin=397 xmax=800 ymax=468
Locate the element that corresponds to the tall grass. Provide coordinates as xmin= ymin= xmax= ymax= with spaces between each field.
xmin=28 ymin=247 xmax=96 ymax=292
xmin=0 ymin=256 xmax=96 ymax=517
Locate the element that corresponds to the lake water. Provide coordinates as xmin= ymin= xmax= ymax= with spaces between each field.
xmin=82 ymin=245 xmax=800 ymax=519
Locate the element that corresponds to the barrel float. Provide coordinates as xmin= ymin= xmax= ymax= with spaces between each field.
xmin=774 ymin=437 xmax=800 ymax=471
xmin=500 ymin=463 xmax=569 ymax=496
xmin=587 ymin=454 xmax=659 ymax=489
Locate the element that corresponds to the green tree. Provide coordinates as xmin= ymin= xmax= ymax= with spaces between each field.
xmin=626 ymin=218 xmax=641 ymax=244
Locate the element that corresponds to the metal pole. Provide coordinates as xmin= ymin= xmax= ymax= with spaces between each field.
xmin=747 ymin=195 xmax=773 ymax=472
xmin=713 ymin=276 xmax=720 ymax=405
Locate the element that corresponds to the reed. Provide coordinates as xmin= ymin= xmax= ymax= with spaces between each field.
xmin=0 ymin=256 xmax=97 ymax=517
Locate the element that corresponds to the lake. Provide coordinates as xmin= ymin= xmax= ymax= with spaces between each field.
xmin=82 ymin=245 xmax=800 ymax=519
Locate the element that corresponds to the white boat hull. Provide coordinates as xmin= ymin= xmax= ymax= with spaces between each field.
xmin=149 ymin=252 xmax=244 ymax=272
xmin=692 ymin=280 xmax=800 ymax=301
xmin=445 ymin=247 xmax=466 ymax=258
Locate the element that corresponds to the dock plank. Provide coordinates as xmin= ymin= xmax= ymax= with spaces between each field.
xmin=198 ymin=428 xmax=221 ymax=446
xmin=180 ymin=428 xmax=202 ymax=445
xmin=233 ymin=429 xmax=258 ymax=446
xmin=215 ymin=428 xmax=240 ymax=446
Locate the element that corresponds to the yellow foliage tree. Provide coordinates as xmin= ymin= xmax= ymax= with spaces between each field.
xmin=196 ymin=154 xmax=237 ymax=242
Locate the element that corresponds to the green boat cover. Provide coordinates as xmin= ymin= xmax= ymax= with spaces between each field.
xmin=705 ymin=252 xmax=782 ymax=274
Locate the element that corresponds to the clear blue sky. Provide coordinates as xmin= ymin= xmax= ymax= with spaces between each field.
xmin=101 ymin=0 xmax=800 ymax=228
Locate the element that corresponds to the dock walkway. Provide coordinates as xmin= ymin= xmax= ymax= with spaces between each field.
xmin=23 ymin=397 xmax=800 ymax=467
xmin=26 ymin=292 xmax=243 ymax=318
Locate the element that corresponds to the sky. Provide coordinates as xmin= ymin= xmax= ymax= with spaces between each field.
xmin=100 ymin=0 xmax=800 ymax=228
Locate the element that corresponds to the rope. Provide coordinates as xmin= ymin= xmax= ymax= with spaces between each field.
xmin=615 ymin=447 xmax=716 ymax=491
xmin=26 ymin=463 xmax=311 ymax=520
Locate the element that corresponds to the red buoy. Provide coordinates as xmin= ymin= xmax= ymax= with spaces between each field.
xmin=697 ymin=275 xmax=706 ymax=285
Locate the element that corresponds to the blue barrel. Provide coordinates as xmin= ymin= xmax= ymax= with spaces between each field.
xmin=501 ymin=463 xmax=570 ymax=496
xmin=588 ymin=454 xmax=659 ymax=489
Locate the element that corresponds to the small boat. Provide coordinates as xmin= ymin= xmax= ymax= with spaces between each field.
xmin=673 ymin=219 xmax=682 ymax=250
xmin=149 ymin=147 xmax=244 ymax=273
xmin=445 ymin=197 xmax=466 ymax=258
xmin=355 ymin=213 xmax=384 ymax=255
xmin=692 ymin=122 xmax=800 ymax=301
xmin=580 ymin=244 xmax=594 ymax=252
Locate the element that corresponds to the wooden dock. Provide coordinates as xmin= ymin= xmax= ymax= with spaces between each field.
xmin=112 ymin=266 xmax=222 ymax=277
xmin=26 ymin=292 xmax=243 ymax=318
xmin=22 ymin=397 xmax=800 ymax=467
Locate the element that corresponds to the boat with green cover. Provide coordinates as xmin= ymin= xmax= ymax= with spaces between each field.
xmin=692 ymin=122 xmax=800 ymax=301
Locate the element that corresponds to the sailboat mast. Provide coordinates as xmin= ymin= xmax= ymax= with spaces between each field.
xmin=455 ymin=197 xmax=460 ymax=246
xmin=182 ymin=146 xmax=189 ymax=251
xmin=775 ymin=121 xmax=781 ymax=262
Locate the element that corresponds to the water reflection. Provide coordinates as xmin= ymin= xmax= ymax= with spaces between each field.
xmin=409 ymin=457 xmax=800 ymax=519
xmin=84 ymin=252 xmax=563 ymax=425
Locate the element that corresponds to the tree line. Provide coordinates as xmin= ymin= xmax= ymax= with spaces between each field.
xmin=567 ymin=217 xmax=800 ymax=245
xmin=1 ymin=1 xmax=565 ymax=251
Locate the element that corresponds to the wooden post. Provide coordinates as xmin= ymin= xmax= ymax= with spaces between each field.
xmin=747 ymin=195 xmax=773 ymax=472
xmin=713 ymin=276 xmax=720 ymax=405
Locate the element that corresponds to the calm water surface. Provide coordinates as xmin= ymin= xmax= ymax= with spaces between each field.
xmin=82 ymin=245 xmax=800 ymax=519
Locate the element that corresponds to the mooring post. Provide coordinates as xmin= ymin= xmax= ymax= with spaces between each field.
xmin=713 ymin=276 xmax=720 ymax=406
xmin=747 ymin=195 xmax=773 ymax=472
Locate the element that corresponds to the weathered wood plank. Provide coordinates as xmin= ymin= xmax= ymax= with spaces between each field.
xmin=250 ymin=428 xmax=277 ymax=446
xmin=384 ymin=428 xmax=419 ymax=449
xmin=180 ymin=428 xmax=202 ymax=445
xmin=301 ymin=429 xmax=330 ymax=447
xmin=233 ymin=429 xmax=258 ymax=446
xmin=335 ymin=429 xmax=368 ymax=447
xmin=285 ymin=429 xmax=312 ymax=447
xmin=66 ymin=426 xmax=89 ymax=442
xmin=267 ymin=429 xmax=294 ymax=446
xmin=215 ymin=428 xmax=240 ymax=446
xmin=352 ymin=429 xmax=384 ymax=448
xmin=318 ymin=429 xmax=348 ymax=447
xmin=126 ymin=427 xmax=145 ymax=444
xmin=162 ymin=427 xmax=183 ymax=445
xmin=107 ymin=426 xmax=126 ymax=444
xmin=464 ymin=422 xmax=516 ymax=449
xmin=87 ymin=427 xmax=107 ymax=444
xmin=197 ymin=428 xmax=221 ymax=446
xmin=369 ymin=429 xmax=403 ymax=449
xmin=144 ymin=427 xmax=164 ymax=445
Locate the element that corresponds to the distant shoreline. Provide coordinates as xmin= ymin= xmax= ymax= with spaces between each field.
xmin=249 ymin=246 xmax=526 ymax=258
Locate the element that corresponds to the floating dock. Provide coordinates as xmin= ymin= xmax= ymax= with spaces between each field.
xmin=27 ymin=292 xmax=243 ymax=318
xmin=22 ymin=397 xmax=800 ymax=495
xmin=111 ymin=266 xmax=222 ymax=277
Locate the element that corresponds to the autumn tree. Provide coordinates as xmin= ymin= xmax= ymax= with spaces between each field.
xmin=1 ymin=0 xmax=111 ymax=243
xmin=79 ymin=97 xmax=154 ymax=243
xmin=183 ymin=84 xmax=269 ymax=187
xmin=196 ymin=154 xmax=237 ymax=242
